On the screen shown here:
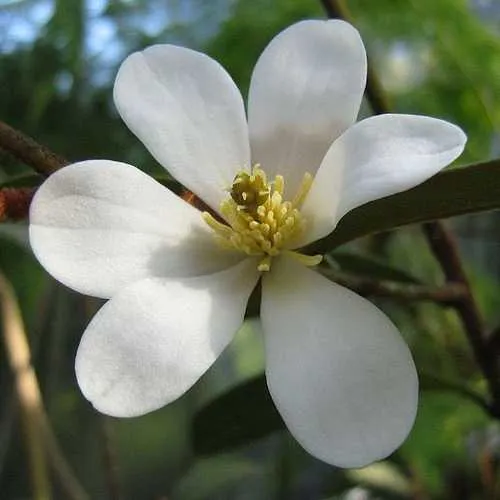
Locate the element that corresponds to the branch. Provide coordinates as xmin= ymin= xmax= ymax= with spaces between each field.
xmin=0 ymin=272 xmax=52 ymax=500
xmin=319 ymin=0 xmax=391 ymax=114
xmin=423 ymin=223 xmax=500 ymax=406
xmin=420 ymin=371 xmax=491 ymax=415
xmin=321 ymin=0 xmax=500 ymax=413
xmin=0 ymin=187 xmax=35 ymax=221
xmin=0 ymin=120 xmax=67 ymax=176
xmin=0 ymin=272 xmax=90 ymax=500
xmin=319 ymin=267 xmax=467 ymax=304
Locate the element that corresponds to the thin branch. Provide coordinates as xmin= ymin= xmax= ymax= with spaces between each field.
xmin=0 ymin=272 xmax=52 ymax=500
xmin=321 ymin=0 xmax=500 ymax=414
xmin=319 ymin=0 xmax=391 ymax=114
xmin=0 ymin=187 xmax=35 ymax=221
xmin=420 ymin=371 xmax=491 ymax=414
xmin=320 ymin=267 xmax=468 ymax=304
xmin=0 ymin=120 xmax=67 ymax=176
xmin=0 ymin=272 xmax=90 ymax=500
xmin=0 ymin=280 xmax=56 ymax=481
xmin=423 ymin=223 xmax=500 ymax=406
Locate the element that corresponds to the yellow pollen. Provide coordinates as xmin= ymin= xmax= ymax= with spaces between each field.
xmin=203 ymin=165 xmax=322 ymax=271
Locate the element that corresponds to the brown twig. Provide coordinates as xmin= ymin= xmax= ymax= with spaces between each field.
xmin=423 ymin=223 xmax=500 ymax=407
xmin=0 ymin=187 xmax=36 ymax=221
xmin=319 ymin=0 xmax=391 ymax=115
xmin=320 ymin=267 xmax=468 ymax=304
xmin=321 ymin=0 xmax=500 ymax=414
xmin=0 ymin=120 xmax=67 ymax=176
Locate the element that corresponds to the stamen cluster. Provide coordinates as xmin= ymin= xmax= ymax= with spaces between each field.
xmin=203 ymin=166 xmax=316 ymax=271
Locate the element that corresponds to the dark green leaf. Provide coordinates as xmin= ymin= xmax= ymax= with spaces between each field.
xmin=193 ymin=371 xmax=489 ymax=456
xmin=307 ymin=160 xmax=500 ymax=253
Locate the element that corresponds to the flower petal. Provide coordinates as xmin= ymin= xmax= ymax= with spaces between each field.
xmin=248 ymin=20 xmax=366 ymax=196
xmin=75 ymin=258 xmax=259 ymax=417
xmin=261 ymin=257 xmax=418 ymax=468
xmin=30 ymin=160 xmax=241 ymax=299
xmin=114 ymin=44 xmax=250 ymax=212
xmin=299 ymin=114 xmax=467 ymax=245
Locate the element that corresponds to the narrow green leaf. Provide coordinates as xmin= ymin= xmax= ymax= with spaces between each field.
xmin=307 ymin=160 xmax=500 ymax=253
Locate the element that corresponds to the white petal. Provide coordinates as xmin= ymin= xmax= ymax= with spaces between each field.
xmin=114 ymin=44 xmax=250 ymax=212
xmin=299 ymin=114 xmax=467 ymax=245
xmin=248 ymin=20 xmax=366 ymax=196
xmin=30 ymin=160 xmax=241 ymax=299
xmin=75 ymin=259 xmax=259 ymax=417
xmin=261 ymin=257 xmax=418 ymax=468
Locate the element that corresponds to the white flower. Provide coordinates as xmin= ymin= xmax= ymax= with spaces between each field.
xmin=29 ymin=20 xmax=466 ymax=468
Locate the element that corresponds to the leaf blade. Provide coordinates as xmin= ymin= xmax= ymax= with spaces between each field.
xmin=307 ymin=160 xmax=500 ymax=252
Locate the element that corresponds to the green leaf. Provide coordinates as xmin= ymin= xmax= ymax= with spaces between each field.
xmin=193 ymin=375 xmax=282 ymax=455
xmin=307 ymin=160 xmax=500 ymax=253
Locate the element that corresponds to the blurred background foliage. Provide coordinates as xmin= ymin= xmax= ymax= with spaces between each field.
xmin=1 ymin=0 xmax=500 ymax=498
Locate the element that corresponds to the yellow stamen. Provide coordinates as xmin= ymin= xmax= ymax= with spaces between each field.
xmin=204 ymin=165 xmax=319 ymax=272
xmin=292 ymin=172 xmax=313 ymax=208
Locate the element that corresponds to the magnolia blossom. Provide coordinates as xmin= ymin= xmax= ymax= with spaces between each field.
xmin=29 ymin=20 xmax=466 ymax=468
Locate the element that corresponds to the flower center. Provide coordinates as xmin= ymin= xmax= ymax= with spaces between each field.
xmin=202 ymin=165 xmax=322 ymax=271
